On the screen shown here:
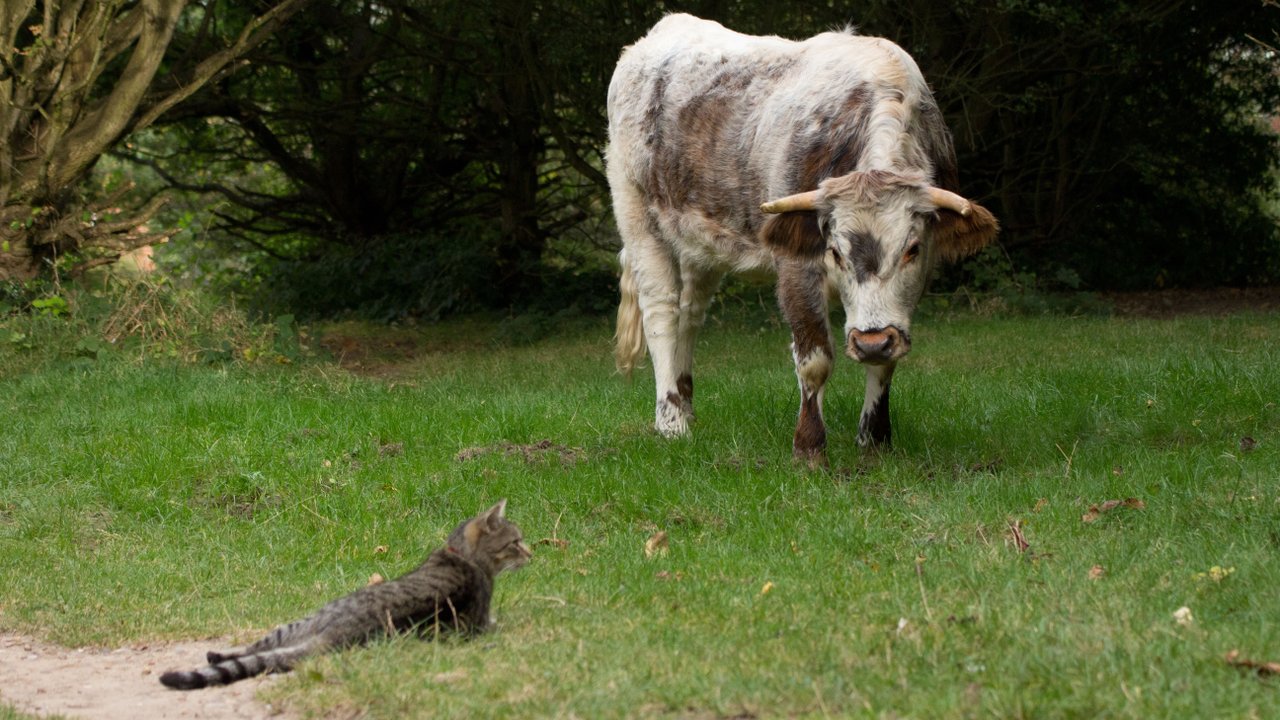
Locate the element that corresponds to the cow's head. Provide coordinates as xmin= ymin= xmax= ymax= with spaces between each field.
xmin=761 ymin=169 xmax=998 ymax=364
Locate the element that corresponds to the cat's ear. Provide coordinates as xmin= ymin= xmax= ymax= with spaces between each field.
xmin=482 ymin=499 xmax=508 ymax=530
xmin=464 ymin=500 xmax=509 ymax=545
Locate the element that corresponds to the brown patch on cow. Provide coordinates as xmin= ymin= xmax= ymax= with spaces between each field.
xmin=662 ymin=85 xmax=736 ymax=208
xmin=676 ymin=373 xmax=694 ymax=405
xmin=642 ymin=71 xmax=668 ymax=150
xmin=777 ymin=257 xmax=833 ymax=461
xmin=793 ymin=390 xmax=827 ymax=461
xmin=647 ymin=66 xmax=759 ymax=219
xmin=763 ymin=84 xmax=879 ymax=262
xmin=776 ymin=259 xmax=833 ymax=360
xmin=932 ymin=201 xmax=999 ymax=263
xmin=761 ymin=212 xmax=824 ymax=258
xmin=788 ymin=317 xmax=831 ymax=365
xmin=849 ymin=231 xmax=881 ymax=281
xmin=789 ymin=86 xmax=875 ymax=194
xmin=665 ymin=388 xmax=694 ymax=419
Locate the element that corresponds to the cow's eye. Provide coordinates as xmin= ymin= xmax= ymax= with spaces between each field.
xmin=903 ymin=241 xmax=921 ymax=264
xmin=829 ymin=246 xmax=846 ymax=269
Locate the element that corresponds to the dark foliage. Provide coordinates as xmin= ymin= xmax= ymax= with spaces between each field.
xmin=245 ymin=229 xmax=492 ymax=322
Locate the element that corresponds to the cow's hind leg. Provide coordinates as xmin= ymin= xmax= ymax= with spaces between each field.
xmin=614 ymin=217 xmax=691 ymax=436
xmin=633 ymin=246 xmax=689 ymax=436
xmin=672 ymin=261 xmax=723 ymax=422
xmin=777 ymin=258 xmax=834 ymax=464
xmin=611 ymin=175 xmax=690 ymax=436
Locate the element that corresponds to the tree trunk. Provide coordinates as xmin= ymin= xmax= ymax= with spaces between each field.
xmin=0 ymin=0 xmax=310 ymax=282
xmin=491 ymin=0 xmax=547 ymax=303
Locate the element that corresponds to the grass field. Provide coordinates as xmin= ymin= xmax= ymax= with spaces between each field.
xmin=2 ymin=305 xmax=1278 ymax=718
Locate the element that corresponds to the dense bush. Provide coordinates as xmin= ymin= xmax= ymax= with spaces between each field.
xmin=244 ymin=229 xmax=494 ymax=322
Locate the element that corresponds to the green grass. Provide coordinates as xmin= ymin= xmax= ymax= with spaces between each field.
xmin=0 ymin=709 xmax=66 ymax=720
xmin=2 ymin=309 xmax=1278 ymax=718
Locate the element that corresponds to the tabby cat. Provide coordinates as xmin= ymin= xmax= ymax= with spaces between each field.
xmin=160 ymin=499 xmax=531 ymax=690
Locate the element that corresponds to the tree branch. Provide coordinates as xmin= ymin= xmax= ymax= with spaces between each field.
xmin=41 ymin=0 xmax=186 ymax=193
xmin=133 ymin=0 xmax=313 ymax=132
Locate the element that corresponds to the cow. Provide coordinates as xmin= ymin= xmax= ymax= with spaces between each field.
xmin=607 ymin=14 xmax=998 ymax=462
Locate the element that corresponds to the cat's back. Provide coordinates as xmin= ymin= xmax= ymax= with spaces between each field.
xmin=391 ymin=549 xmax=493 ymax=619
xmin=307 ymin=549 xmax=490 ymax=641
xmin=399 ymin=549 xmax=488 ymax=591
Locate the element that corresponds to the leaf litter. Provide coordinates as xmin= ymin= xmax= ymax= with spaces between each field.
xmin=1081 ymin=497 xmax=1145 ymax=523
xmin=644 ymin=531 xmax=669 ymax=559
xmin=1225 ymin=650 xmax=1280 ymax=677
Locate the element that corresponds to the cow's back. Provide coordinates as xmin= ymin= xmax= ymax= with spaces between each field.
xmin=607 ymin=16 xmax=789 ymax=206
xmin=607 ymin=14 xmax=944 ymax=243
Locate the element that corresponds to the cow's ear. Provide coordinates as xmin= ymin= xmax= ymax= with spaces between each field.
xmin=761 ymin=211 xmax=825 ymax=258
xmin=931 ymin=201 xmax=998 ymax=263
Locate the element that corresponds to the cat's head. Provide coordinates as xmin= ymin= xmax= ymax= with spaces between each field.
xmin=448 ymin=499 xmax=532 ymax=574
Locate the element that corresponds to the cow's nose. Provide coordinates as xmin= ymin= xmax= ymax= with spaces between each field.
xmin=848 ymin=327 xmax=907 ymax=364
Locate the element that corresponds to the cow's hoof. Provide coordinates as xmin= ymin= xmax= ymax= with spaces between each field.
xmin=792 ymin=446 xmax=828 ymax=469
xmin=656 ymin=423 xmax=690 ymax=438
xmin=654 ymin=414 xmax=690 ymax=437
xmin=856 ymin=433 xmax=891 ymax=449
xmin=656 ymin=394 xmax=692 ymax=436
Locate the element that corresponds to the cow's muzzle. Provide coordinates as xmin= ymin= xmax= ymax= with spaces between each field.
xmin=847 ymin=326 xmax=910 ymax=364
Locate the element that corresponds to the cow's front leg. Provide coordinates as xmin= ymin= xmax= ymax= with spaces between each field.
xmin=857 ymin=362 xmax=895 ymax=447
xmin=777 ymin=258 xmax=833 ymax=463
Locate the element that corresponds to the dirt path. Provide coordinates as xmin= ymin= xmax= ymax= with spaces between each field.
xmin=1103 ymin=287 xmax=1280 ymax=317
xmin=0 ymin=634 xmax=289 ymax=720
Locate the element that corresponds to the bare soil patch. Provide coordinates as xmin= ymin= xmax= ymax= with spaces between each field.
xmin=315 ymin=319 xmax=494 ymax=379
xmin=0 ymin=634 xmax=288 ymax=720
xmin=318 ymin=331 xmax=423 ymax=378
xmin=455 ymin=438 xmax=587 ymax=465
xmin=1103 ymin=287 xmax=1280 ymax=318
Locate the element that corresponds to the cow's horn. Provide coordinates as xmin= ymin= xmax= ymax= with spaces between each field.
xmin=926 ymin=187 xmax=972 ymax=217
xmin=760 ymin=190 xmax=819 ymax=214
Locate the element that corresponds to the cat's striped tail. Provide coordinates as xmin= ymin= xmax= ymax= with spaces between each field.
xmin=159 ymin=641 xmax=318 ymax=690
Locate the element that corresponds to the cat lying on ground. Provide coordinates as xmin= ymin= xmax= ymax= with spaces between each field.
xmin=160 ymin=499 xmax=530 ymax=690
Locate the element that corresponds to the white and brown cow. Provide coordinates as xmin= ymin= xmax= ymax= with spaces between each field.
xmin=608 ymin=14 xmax=998 ymax=461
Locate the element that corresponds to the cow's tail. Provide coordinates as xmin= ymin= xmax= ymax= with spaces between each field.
xmin=614 ymin=249 xmax=646 ymax=377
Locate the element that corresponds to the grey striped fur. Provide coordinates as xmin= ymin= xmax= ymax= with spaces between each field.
xmin=160 ymin=500 xmax=531 ymax=690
